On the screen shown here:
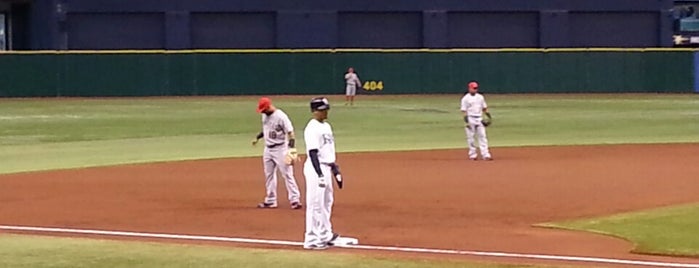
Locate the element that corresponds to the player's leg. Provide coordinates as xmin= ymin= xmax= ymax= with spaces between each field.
xmin=321 ymin=166 xmax=335 ymax=242
xmin=345 ymin=85 xmax=353 ymax=105
xmin=303 ymin=165 xmax=327 ymax=249
xmin=465 ymin=123 xmax=477 ymax=160
xmin=350 ymin=85 xmax=357 ymax=105
xmin=274 ymin=148 xmax=301 ymax=208
xmin=259 ymin=149 xmax=278 ymax=208
xmin=476 ymin=124 xmax=492 ymax=160
xmin=349 ymin=85 xmax=357 ymax=105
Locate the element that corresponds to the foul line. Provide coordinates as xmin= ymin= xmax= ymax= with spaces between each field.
xmin=1 ymin=225 xmax=698 ymax=268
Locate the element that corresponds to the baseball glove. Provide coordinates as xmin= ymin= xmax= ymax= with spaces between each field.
xmin=284 ymin=148 xmax=299 ymax=165
xmin=482 ymin=112 xmax=492 ymax=127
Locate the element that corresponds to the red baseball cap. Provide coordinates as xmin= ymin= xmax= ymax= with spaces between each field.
xmin=257 ymin=97 xmax=272 ymax=113
xmin=468 ymin=82 xmax=479 ymax=89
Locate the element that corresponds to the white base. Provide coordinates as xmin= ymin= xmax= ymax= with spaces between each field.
xmin=332 ymin=236 xmax=359 ymax=246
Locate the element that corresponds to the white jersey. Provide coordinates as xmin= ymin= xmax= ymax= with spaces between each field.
xmin=304 ymin=119 xmax=336 ymax=164
xmin=460 ymin=93 xmax=488 ymax=117
xmin=262 ymin=109 xmax=293 ymax=146
xmin=345 ymin=73 xmax=360 ymax=87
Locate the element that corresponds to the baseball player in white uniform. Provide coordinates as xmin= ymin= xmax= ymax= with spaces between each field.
xmin=252 ymin=97 xmax=302 ymax=209
xmin=460 ymin=81 xmax=493 ymax=161
xmin=344 ymin=67 xmax=361 ymax=106
xmin=303 ymin=97 xmax=343 ymax=250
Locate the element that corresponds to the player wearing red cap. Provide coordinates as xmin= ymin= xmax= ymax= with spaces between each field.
xmin=252 ymin=97 xmax=303 ymax=209
xmin=460 ymin=81 xmax=493 ymax=161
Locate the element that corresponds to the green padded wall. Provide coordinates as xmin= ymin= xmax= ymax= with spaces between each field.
xmin=0 ymin=50 xmax=693 ymax=97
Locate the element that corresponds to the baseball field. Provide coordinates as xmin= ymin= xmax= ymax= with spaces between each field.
xmin=1 ymin=94 xmax=699 ymax=267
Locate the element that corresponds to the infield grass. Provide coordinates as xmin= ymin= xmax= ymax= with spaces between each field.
xmin=1 ymin=94 xmax=697 ymax=174
xmin=540 ymin=203 xmax=699 ymax=257
xmin=0 ymin=234 xmax=565 ymax=268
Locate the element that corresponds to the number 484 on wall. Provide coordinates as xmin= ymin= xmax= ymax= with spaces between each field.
xmin=362 ymin=81 xmax=384 ymax=91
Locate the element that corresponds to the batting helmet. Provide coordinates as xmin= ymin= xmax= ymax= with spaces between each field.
xmin=310 ymin=97 xmax=330 ymax=112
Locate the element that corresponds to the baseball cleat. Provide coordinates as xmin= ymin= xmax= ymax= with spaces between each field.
xmin=484 ymin=157 xmax=493 ymax=161
xmin=304 ymin=243 xmax=329 ymax=250
xmin=256 ymin=202 xmax=278 ymax=209
xmin=327 ymin=233 xmax=340 ymax=246
xmin=290 ymin=202 xmax=303 ymax=210
xmin=469 ymin=158 xmax=477 ymax=161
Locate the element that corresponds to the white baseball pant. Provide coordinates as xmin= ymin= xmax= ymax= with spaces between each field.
xmin=465 ymin=116 xmax=491 ymax=159
xmin=345 ymin=84 xmax=357 ymax=96
xmin=262 ymin=146 xmax=301 ymax=205
xmin=303 ymin=163 xmax=334 ymax=248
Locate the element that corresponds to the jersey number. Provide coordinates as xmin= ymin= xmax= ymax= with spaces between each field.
xmin=268 ymin=131 xmax=278 ymax=139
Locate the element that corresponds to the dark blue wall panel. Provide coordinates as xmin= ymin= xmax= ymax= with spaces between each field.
xmin=29 ymin=0 xmax=55 ymax=49
xmin=66 ymin=13 xmax=165 ymax=49
xmin=338 ymin=12 xmax=423 ymax=48
xmin=423 ymin=10 xmax=449 ymax=48
xmin=190 ymin=12 xmax=276 ymax=49
xmin=61 ymin=0 xmax=672 ymax=12
xmin=19 ymin=0 xmax=674 ymax=49
xmin=569 ymin=12 xmax=659 ymax=47
xmin=448 ymin=12 xmax=540 ymax=48
xmin=165 ymin=11 xmax=190 ymax=49
xmin=539 ymin=10 xmax=570 ymax=48
xmin=276 ymin=11 xmax=338 ymax=48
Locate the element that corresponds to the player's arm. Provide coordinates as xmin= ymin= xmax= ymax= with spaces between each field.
xmin=252 ymin=131 xmax=263 ymax=146
xmin=460 ymin=99 xmax=469 ymax=123
xmin=308 ymin=149 xmax=323 ymax=177
xmin=283 ymin=115 xmax=296 ymax=148
xmin=304 ymin=128 xmax=325 ymax=181
xmin=328 ymin=163 xmax=343 ymax=189
xmin=287 ymin=131 xmax=296 ymax=148
xmin=283 ymin=131 xmax=300 ymax=164
xmin=482 ymin=99 xmax=490 ymax=118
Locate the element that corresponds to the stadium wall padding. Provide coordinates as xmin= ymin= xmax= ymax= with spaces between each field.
xmin=0 ymin=50 xmax=693 ymax=97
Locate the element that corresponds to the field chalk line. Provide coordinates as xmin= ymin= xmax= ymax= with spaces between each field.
xmin=1 ymin=225 xmax=698 ymax=268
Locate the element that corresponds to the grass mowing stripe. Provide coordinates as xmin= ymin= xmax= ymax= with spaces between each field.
xmin=1 ymin=95 xmax=697 ymax=174
xmin=0 ymin=234 xmax=556 ymax=268
xmin=4 ymin=225 xmax=699 ymax=268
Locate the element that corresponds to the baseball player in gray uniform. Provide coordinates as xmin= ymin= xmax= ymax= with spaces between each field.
xmin=252 ymin=97 xmax=303 ymax=209
xmin=303 ymin=97 xmax=343 ymax=250
xmin=344 ymin=67 xmax=361 ymax=106
xmin=460 ymin=81 xmax=493 ymax=161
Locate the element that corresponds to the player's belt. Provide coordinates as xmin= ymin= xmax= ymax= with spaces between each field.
xmin=266 ymin=143 xmax=284 ymax=148
xmin=468 ymin=115 xmax=482 ymax=118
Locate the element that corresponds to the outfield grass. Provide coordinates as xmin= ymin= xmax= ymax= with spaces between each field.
xmin=0 ymin=235 xmax=561 ymax=268
xmin=540 ymin=203 xmax=699 ymax=257
xmin=1 ymin=94 xmax=697 ymax=174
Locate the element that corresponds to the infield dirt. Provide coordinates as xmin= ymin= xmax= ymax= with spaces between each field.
xmin=1 ymin=144 xmax=699 ymax=267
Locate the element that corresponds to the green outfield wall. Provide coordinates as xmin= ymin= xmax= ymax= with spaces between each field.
xmin=0 ymin=49 xmax=694 ymax=97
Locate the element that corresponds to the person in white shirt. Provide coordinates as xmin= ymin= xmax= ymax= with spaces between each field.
xmin=344 ymin=67 xmax=361 ymax=106
xmin=303 ymin=97 xmax=343 ymax=250
xmin=460 ymin=81 xmax=493 ymax=161
xmin=252 ymin=97 xmax=302 ymax=209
